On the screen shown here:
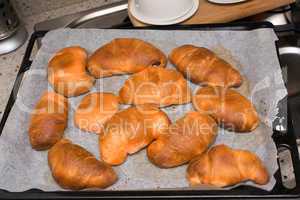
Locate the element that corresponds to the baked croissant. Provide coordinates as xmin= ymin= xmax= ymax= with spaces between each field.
xmin=193 ymin=86 xmax=259 ymax=132
xmin=48 ymin=139 xmax=117 ymax=190
xmin=29 ymin=91 xmax=68 ymax=151
xmin=169 ymin=45 xmax=242 ymax=88
xmin=119 ymin=67 xmax=192 ymax=107
xmin=48 ymin=46 xmax=95 ymax=97
xmin=88 ymin=38 xmax=167 ymax=78
xmin=187 ymin=144 xmax=269 ymax=187
xmin=74 ymin=92 xmax=119 ymax=134
xmin=147 ymin=112 xmax=217 ymax=168
xmin=99 ymin=105 xmax=170 ymax=165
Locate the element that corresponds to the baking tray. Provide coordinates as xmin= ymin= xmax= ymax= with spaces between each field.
xmin=0 ymin=22 xmax=299 ymax=199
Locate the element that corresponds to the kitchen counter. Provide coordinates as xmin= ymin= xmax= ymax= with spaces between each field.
xmin=0 ymin=0 xmax=121 ymax=119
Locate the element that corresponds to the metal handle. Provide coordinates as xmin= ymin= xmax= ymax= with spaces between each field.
xmin=66 ymin=3 xmax=128 ymax=28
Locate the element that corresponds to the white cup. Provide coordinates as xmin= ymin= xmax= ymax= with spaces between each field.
xmin=134 ymin=0 xmax=195 ymax=21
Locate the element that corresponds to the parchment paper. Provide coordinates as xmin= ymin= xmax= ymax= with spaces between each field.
xmin=0 ymin=28 xmax=287 ymax=192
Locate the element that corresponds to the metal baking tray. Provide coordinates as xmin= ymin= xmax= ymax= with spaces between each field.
xmin=0 ymin=22 xmax=299 ymax=199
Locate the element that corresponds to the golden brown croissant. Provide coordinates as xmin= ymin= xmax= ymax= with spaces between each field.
xmin=99 ymin=105 xmax=170 ymax=165
xmin=48 ymin=46 xmax=95 ymax=97
xmin=88 ymin=38 xmax=167 ymax=78
xmin=48 ymin=139 xmax=117 ymax=190
xmin=169 ymin=45 xmax=242 ymax=88
xmin=187 ymin=144 xmax=269 ymax=187
xmin=28 ymin=92 xmax=68 ymax=151
xmin=119 ymin=67 xmax=192 ymax=107
xmin=147 ymin=112 xmax=217 ymax=168
xmin=74 ymin=92 xmax=119 ymax=134
xmin=193 ymin=86 xmax=259 ymax=132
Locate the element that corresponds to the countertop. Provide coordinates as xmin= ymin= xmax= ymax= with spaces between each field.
xmin=0 ymin=0 xmax=121 ymax=119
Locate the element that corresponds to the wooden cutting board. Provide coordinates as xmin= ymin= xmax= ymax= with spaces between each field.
xmin=129 ymin=0 xmax=295 ymax=27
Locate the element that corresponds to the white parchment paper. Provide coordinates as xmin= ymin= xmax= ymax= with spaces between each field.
xmin=0 ymin=28 xmax=287 ymax=192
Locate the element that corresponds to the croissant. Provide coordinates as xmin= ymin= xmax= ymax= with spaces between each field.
xmin=88 ymin=38 xmax=167 ymax=78
xmin=193 ymin=86 xmax=259 ymax=132
xmin=48 ymin=139 xmax=117 ymax=190
xmin=48 ymin=46 xmax=95 ymax=97
xmin=28 ymin=91 xmax=68 ymax=151
xmin=74 ymin=92 xmax=119 ymax=134
xmin=187 ymin=144 xmax=269 ymax=187
xmin=119 ymin=67 xmax=192 ymax=107
xmin=147 ymin=112 xmax=217 ymax=168
xmin=99 ymin=105 xmax=170 ymax=165
xmin=169 ymin=45 xmax=242 ymax=88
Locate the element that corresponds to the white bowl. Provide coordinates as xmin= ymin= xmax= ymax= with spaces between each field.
xmin=130 ymin=0 xmax=199 ymax=25
xmin=207 ymin=0 xmax=248 ymax=4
